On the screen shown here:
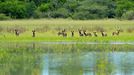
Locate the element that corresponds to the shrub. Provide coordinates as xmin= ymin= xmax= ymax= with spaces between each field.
xmin=34 ymin=10 xmax=52 ymax=18
xmin=122 ymin=10 xmax=134 ymax=20
xmin=33 ymin=10 xmax=42 ymax=18
xmin=72 ymin=11 xmax=100 ymax=20
xmin=0 ymin=14 xmax=11 ymax=20
xmin=0 ymin=1 xmax=36 ymax=19
xmin=38 ymin=3 xmax=50 ymax=12
xmin=52 ymin=8 xmax=69 ymax=18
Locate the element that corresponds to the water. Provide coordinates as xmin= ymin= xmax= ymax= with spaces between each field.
xmin=0 ymin=42 xmax=134 ymax=75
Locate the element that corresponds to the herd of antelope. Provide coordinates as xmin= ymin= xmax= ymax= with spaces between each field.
xmin=57 ymin=29 xmax=122 ymax=37
xmin=12 ymin=28 xmax=122 ymax=37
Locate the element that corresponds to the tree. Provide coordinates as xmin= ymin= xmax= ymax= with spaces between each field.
xmin=122 ymin=10 xmax=134 ymax=20
xmin=72 ymin=0 xmax=109 ymax=19
xmin=115 ymin=0 xmax=134 ymax=17
xmin=0 ymin=1 xmax=36 ymax=18
xmin=0 ymin=0 xmax=134 ymax=20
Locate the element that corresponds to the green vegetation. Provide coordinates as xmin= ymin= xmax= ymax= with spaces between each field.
xmin=0 ymin=0 xmax=134 ymax=20
xmin=0 ymin=1 xmax=133 ymax=74
xmin=0 ymin=43 xmax=134 ymax=75
xmin=0 ymin=19 xmax=134 ymax=42
xmin=0 ymin=13 xmax=11 ymax=20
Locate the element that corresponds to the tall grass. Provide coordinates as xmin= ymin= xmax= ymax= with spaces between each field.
xmin=0 ymin=19 xmax=134 ymax=31
xmin=0 ymin=19 xmax=134 ymax=42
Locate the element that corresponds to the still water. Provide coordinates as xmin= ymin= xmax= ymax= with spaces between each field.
xmin=0 ymin=42 xmax=134 ymax=75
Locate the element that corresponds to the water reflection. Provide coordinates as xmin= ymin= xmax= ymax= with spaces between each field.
xmin=0 ymin=43 xmax=134 ymax=75
xmin=42 ymin=52 xmax=134 ymax=75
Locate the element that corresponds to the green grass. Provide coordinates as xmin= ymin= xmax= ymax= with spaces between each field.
xmin=0 ymin=19 xmax=134 ymax=42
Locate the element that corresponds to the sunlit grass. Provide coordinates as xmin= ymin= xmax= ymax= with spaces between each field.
xmin=0 ymin=19 xmax=134 ymax=42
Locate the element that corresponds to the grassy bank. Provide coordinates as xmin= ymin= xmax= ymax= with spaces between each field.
xmin=0 ymin=19 xmax=134 ymax=42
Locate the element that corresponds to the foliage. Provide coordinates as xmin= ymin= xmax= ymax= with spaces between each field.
xmin=0 ymin=1 xmax=36 ymax=18
xmin=0 ymin=13 xmax=11 ymax=20
xmin=115 ymin=0 xmax=134 ymax=18
xmin=52 ymin=8 xmax=69 ymax=18
xmin=37 ymin=3 xmax=51 ymax=12
xmin=0 ymin=0 xmax=134 ymax=20
xmin=122 ymin=10 xmax=134 ymax=20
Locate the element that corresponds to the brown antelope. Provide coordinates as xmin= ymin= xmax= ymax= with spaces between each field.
xmin=78 ymin=29 xmax=84 ymax=36
xmin=58 ymin=29 xmax=65 ymax=36
xmin=112 ymin=30 xmax=120 ymax=36
xmin=32 ymin=30 xmax=36 ymax=37
xmin=62 ymin=29 xmax=67 ymax=37
xmin=101 ymin=31 xmax=107 ymax=37
xmin=93 ymin=32 xmax=98 ymax=37
xmin=71 ymin=31 xmax=74 ymax=37
xmin=15 ymin=29 xmax=19 ymax=36
xmin=63 ymin=32 xmax=67 ymax=37
xmin=58 ymin=29 xmax=67 ymax=37
xmin=83 ymin=30 xmax=92 ymax=36
xmin=58 ymin=31 xmax=63 ymax=36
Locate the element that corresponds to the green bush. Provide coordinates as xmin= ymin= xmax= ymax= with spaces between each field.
xmin=38 ymin=3 xmax=50 ymax=12
xmin=33 ymin=10 xmax=42 ymax=18
xmin=0 ymin=1 xmax=36 ymax=19
xmin=34 ymin=10 xmax=53 ymax=18
xmin=72 ymin=11 xmax=90 ymax=20
xmin=0 ymin=13 xmax=11 ymax=20
xmin=51 ymin=8 xmax=69 ymax=18
xmin=72 ymin=11 xmax=105 ymax=20
xmin=122 ymin=10 xmax=134 ymax=20
xmin=0 ymin=0 xmax=133 ymax=19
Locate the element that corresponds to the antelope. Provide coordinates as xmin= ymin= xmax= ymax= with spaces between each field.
xmin=58 ymin=29 xmax=67 ymax=37
xmin=32 ymin=30 xmax=36 ymax=37
xmin=112 ymin=30 xmax=120 ymax=36
xmin=71 ymin=31 xmax=74 ymax=37
xmin=58 ymin=31 xmax=63 ymax=36
xmin=78 ymin=29 xmax=84 ymax=36
xmin=63 ymin=32 xmax=67 ymax=37
xmin=15 ymin=29 xmax=19 ymax=36
xmin=58 ymin=29 xmax=65 ymax=36
xmin=101 ymin=31 xmax=107 ymax=37
xmin=93 ymin=32 xmax=97 ymax=37
xmin=83 ymin=30 xmax=92 ymax=36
